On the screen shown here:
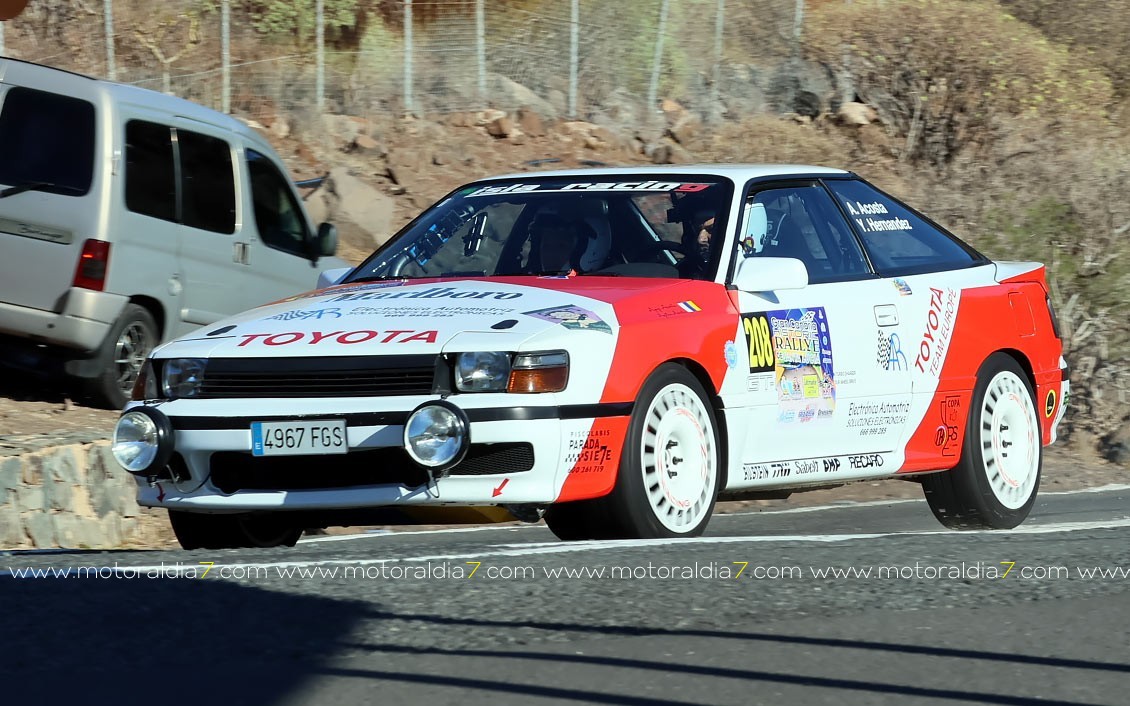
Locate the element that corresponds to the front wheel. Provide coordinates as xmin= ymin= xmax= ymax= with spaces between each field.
xmin=608 ymin=363 xmax=722 ymax=538
xmin=169 ymin=511 xmax=302 ymax=550
xmin=922 ymin=353 xmax=1042 ymax=529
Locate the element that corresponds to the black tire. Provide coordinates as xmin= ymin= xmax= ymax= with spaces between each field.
xmin=86 ymin=303 xmax=158 ymax=409
xmin=235 ymin=514 xmax=303 ymax=548
xmin=922 ymin=353 xmax=1042 ymax=529
xmin=168 ymin=510 xmax=240 ymax=550
xmin=544 ymin=500 xmax=615 ymax=541
xmin=169 ymin=511 xmax=302 ymax=550
xmin=609 ymin=364 xmax=721 ymax=538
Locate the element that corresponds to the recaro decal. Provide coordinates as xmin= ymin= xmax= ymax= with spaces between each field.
xmin=237 ymin=330 xmax=439 ymax=346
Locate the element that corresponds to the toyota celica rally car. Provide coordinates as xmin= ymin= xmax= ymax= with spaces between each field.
xmin=112 ymin=165 xmax=1068 ymax=549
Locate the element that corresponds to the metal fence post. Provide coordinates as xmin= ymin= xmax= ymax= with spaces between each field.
xmin=104 ymin=0 xmax=115 ymax=80
xmin=404 ymin=0 xmax=414 ymax=115
xmin=316 ymin=0 xmax=325 ymax=113
xmin=0 ymin=22 xmax=5 ymax=57
xmin=647 ymin=0 xmax=671 ymax=122
xmin=709 ymin=0 xmax=725 ymax=124
xmin=568 ymin=0 xmax=578 ymax=118
xmin=221 ymin=0 xmax=230 ymax=113
xmin=475 ymin=0 xmax=485 ymax=103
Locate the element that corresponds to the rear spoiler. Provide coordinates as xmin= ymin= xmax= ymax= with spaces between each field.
xmin=993 ymin=261 xmax=1046 ymax=288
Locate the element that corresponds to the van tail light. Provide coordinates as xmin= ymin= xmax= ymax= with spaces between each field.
xmin=74 ymin=239 xmax=110 ymax=291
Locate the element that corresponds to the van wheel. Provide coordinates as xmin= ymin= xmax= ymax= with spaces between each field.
xmin=87 ymin=304 xmax=157 ymax=409
xmin=922 ymin=353 xmax=1042 ymax=529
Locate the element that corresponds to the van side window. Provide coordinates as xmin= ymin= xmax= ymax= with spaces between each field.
xmin=0 ymin=87 xmax=95 ymax=196
xmin=125 ymin=120 xmax=176 ymax=222
xmin=178 ymin=130 xmax=235 ymax=234
xmin=247 ymin=149 xmax=309 ymax=256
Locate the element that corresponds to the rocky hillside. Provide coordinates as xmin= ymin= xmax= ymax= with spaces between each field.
xmin=1 ymin=0 xmax=1128 ymax=461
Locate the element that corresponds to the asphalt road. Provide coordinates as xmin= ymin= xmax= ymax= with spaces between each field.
xmin=3 ymin=487 xmax=1129 ymax=706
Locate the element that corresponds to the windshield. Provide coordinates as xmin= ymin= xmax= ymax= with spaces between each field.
xmin=347 ymin=175 xmax=734 ymax=282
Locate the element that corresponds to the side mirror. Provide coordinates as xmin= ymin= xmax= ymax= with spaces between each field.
xmin=312 ymin=222 xmax=338 ymax=260
xmin=731 ymin=257 xmax=809 ymax=292
xmin=316 ymin=266 xmax=352 ymax=289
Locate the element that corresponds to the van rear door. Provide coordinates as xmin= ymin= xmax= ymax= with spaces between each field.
xmin=0 ymin=83 xmax=99 ymax=311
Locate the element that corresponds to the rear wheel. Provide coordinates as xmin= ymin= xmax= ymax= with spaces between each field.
xmin=86 ymin=303 xmax=158 ymax=409
xmin=922 ymin=353 xmax=1041 ymax=529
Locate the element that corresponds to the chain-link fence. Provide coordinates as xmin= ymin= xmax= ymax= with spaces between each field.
xmin=0 ymin=0 xmax=814 ymax=125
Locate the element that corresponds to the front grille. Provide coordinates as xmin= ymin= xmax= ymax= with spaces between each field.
xmin=209 ymin=442 xmax=535 ymax=493
xmin=187 ymin=355 xmax=439 ymax=399
xmin=449 ymin=443 xmax=535 ymax=476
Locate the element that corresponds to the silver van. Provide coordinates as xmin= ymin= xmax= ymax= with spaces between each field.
xmin=0 ymin=58 xmax=347 ymax=407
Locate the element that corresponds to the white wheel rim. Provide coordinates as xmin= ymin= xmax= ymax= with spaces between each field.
xmin=980 ymin=371 xmax=1039 ymax=510
xmin=640 ymin=382 xmax=716 ymax=533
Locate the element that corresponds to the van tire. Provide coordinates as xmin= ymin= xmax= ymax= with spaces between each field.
xmin=86 ymin=303 xmax=158 ymax=409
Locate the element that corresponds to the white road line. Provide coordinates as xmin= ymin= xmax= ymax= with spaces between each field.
xmin=12 ymin=516 xmax=1130 ymax=577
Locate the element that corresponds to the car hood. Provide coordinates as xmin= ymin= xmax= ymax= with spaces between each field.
xmin=153 ymin=276 xmax=687 ymax=359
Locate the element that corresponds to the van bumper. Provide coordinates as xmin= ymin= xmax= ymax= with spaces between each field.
xmin=0 ymin=288 xmax=127 ymax=355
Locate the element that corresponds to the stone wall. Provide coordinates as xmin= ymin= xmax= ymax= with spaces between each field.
xmin=0 ymin=433 xmax=174 ymax=549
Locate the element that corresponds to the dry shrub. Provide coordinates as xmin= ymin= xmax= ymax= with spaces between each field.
xmin=689 ymin=115 xmax=854 ymax=166
xmin=804 ymin=0 xmax=1113 ymax=167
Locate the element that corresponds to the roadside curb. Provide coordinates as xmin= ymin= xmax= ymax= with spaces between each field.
xmin=0 ymin=432 xmax=174 ymax=550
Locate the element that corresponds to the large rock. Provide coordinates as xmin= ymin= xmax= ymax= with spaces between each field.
xmin=766 ymin=57 xmax=835 ymax=118
xmin=1103 ymin=421 xmax=1130 ymax=465
xmin=837 ymin=101 xmax=879 ymax=126
xmin=484 ymin=74 xmax=559 ymax=121
xmin=328 ymin=167 xmax=396 ymax=247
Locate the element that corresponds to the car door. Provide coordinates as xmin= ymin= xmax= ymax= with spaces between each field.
xmin=724 ymin=180 xmax=913 ymax=486
xmin=822 ymin=177 xmax=991 ymax=469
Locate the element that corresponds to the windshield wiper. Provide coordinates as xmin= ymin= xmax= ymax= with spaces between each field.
xmin=0 ymin=181 xmax=78 ymax=199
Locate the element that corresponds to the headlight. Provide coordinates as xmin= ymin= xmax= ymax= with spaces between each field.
xmin=112 ymin=407 xmax=175 ymax=475
xmin=508 ymin=351 xmax=569 ymax=393
xmin=131 ymin=360 xmax=157 ymax=401
xmin=162 ymin=358 xmax=207 ymax=399
xmin=403 ymin=401 xmax=470 ymax=471
xmin=455 ymin=351 xmax=511 ymax=392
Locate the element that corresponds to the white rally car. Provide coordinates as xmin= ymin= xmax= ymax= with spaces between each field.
xmin=112 ymin=165 xmax=1068 ymax=549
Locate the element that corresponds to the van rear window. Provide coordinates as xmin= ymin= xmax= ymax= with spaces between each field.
xmin=0 ymin=87 xmax=95 ymax=196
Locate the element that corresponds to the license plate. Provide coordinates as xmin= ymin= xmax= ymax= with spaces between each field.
xmin=251 ymin=420 xmax=348 ymax=456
